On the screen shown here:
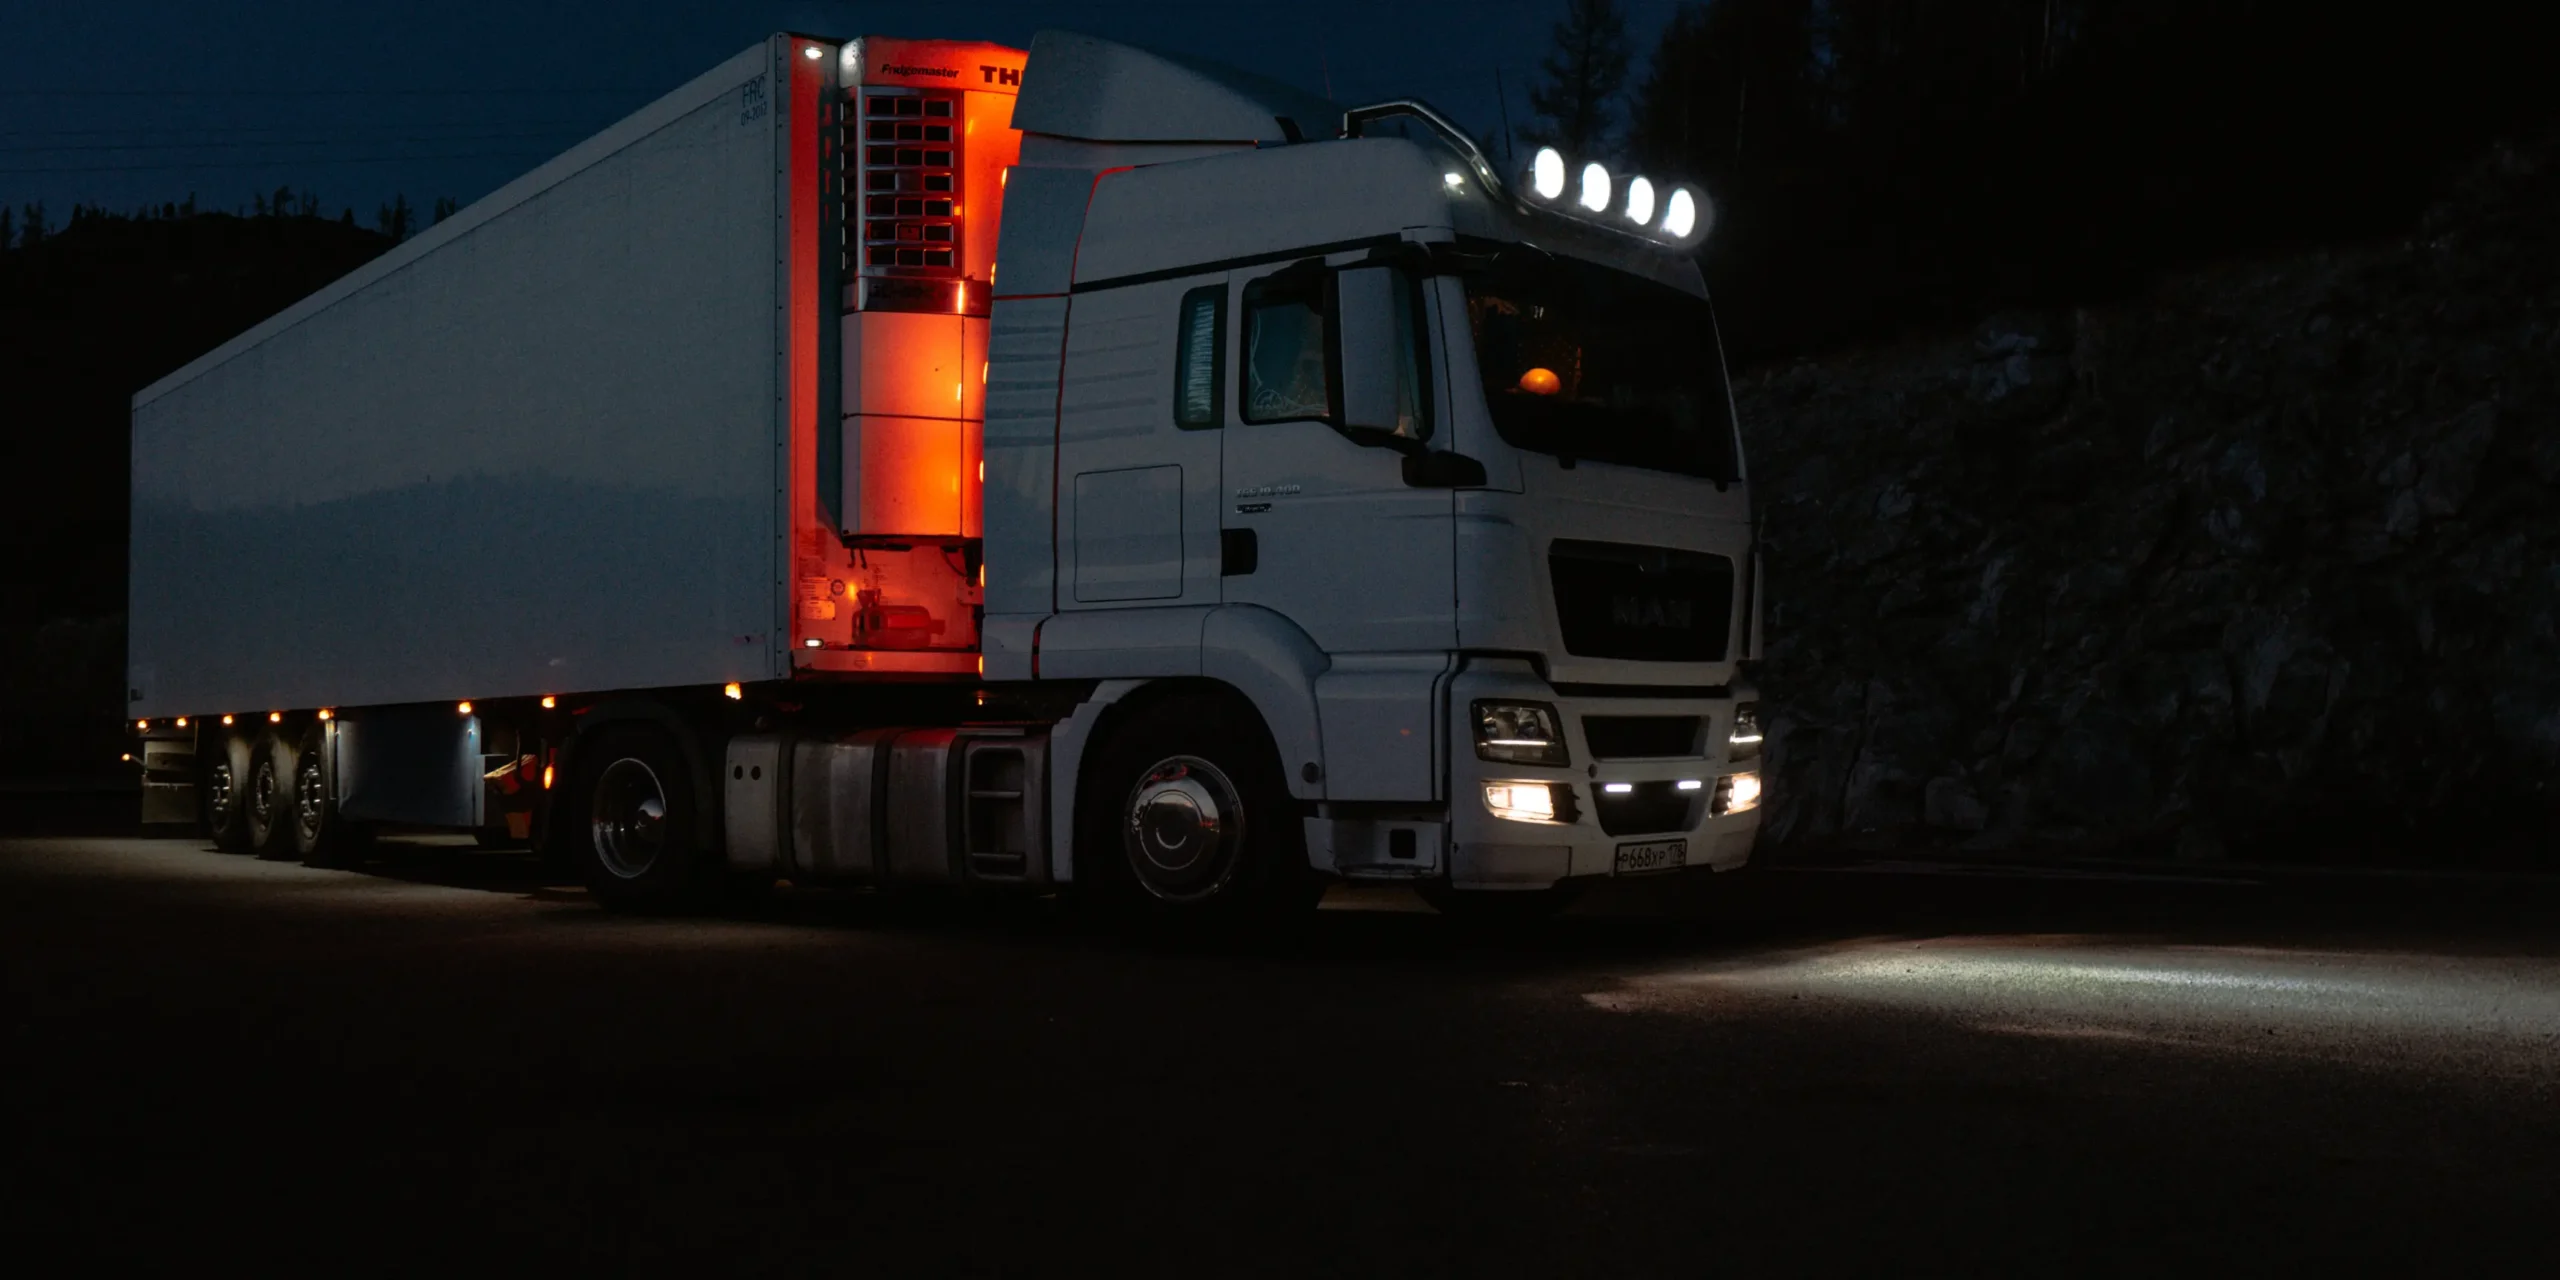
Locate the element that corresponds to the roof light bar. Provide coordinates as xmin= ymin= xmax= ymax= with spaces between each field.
xmin=1514 ymin=147 xmax=1710 ymax=247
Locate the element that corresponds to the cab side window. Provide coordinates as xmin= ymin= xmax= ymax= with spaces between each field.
xmin=1241 ymin=272 xmax=1331 ymax=423
xmin=1172 ymin=284 xmax=1224 ymax=429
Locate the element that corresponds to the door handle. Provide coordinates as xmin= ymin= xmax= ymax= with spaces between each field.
xmin=1220 ymin=528 xmax=1258 ymax=576
xmin=1401 ymin=450 xmax=1488 ymax=488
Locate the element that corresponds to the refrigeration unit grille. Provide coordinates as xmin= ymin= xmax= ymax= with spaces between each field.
xmin=849 ymin=89 xmax=963 ymax=275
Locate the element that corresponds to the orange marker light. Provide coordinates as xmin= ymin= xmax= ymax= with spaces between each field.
xmin=723 ymin=682 xmax=743 ymax=701
xmin=541 ymin=764 xmax=554 ymax=790
xmin=268 ymin=711 xmax=282 ymax=724
xmin=1519 ymin=367 xmax=1562 ymax=396
xmin=457 ymin=701 xmax=473 ymax=715
xmin=540 ymin=695 xmax=556 ymax=709
xmin=221 ymin=714 xmax=234 ymax=726
xmin=122 ymin=753 xmax=133 ymax=762
xmin=318 ymin=708 xmax=333 ymax=721
xmin=135 ymin=719 xmax=148 ymax=731
xmin=175 ymin=717 xmax=188 ymax=728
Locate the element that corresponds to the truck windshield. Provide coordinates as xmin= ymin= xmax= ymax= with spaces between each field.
xmin=1460 ymin=250 xmax=1739 ymax=481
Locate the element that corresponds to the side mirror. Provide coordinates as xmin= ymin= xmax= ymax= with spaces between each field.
xmin=1333 ymin=265 xmax=1407 ymax=440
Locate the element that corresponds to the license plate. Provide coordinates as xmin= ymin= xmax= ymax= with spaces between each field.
xmin=1613 ymin=838 xmax=1687 ymax=875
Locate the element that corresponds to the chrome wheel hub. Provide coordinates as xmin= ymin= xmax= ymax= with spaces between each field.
xmin=248 ymin=756 xmax=278 ymax=831
xmin=1121 ymin=754 xmax=1245 ymax=902
xmin=294 ymin=754 xmax=328 ymax=841
xmin=590 ymin=757 xmax=668 ymax=880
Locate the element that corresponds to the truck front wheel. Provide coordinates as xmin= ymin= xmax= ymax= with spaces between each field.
xmin=566 ymin=725 xmax=713 ymax=912
xmin=1079 ymin=694 xmax=1318 ymax=919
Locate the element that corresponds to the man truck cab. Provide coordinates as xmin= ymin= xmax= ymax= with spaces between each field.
xmin=974 ymin=35 xmax=1761 ymax=912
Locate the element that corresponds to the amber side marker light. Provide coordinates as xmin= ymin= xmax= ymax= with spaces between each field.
xmin=135 ymin=719 xmax=148 ymax=731
xmin=175 ymin=716 xmax=188 ymax=728
xmin=457 ymin=701 xmax=473 ymax=715
xmin=267 ymin=711 xmax=282 ymax=724
xmin=541 ymin=764 xmax=554 ymax=790
xmin=1519 ymin=367 xmax=1561 ymax=396
xmin=318 ymin=708 xmax=333 ymax=721
xmin=723 ymin=682 xmax=743 ymax=701
xmin=540 ymin=695 xmax=556 ymax=709
xmin=221 ymin=714 xmax=235 ymax=726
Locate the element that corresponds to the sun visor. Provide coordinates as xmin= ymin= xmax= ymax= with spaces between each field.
xmin=1010 ymin=31 xmax=1339 ymax=145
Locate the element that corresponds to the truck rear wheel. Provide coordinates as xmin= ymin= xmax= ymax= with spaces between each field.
xmin=246 ymin=730 xmax=298 ymax=859
xmin=201 ymin=730 xmax=253 ymax=853
xmin=1078 ymin=693 xmax=1317 ymax=920
xmin=566 ymin=724 xmax=713 ymax=912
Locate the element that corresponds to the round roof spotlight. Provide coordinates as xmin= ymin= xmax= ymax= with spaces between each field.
xmin=1662 ymin=185 xmax=1711 ymax=241
xmin=1529 ymin=148 xmax=1566 ymax=201
xmin=1578 ymin=162 xmax=1611 ymax=212
xmin=1624 ymin=175 xmax=1655 ymax=226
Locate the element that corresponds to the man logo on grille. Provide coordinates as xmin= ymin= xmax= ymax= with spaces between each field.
xmin=1610 ymin=595 xmax=1694 ymax=630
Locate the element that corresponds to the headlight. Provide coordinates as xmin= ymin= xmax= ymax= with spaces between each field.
xmin=1474 ymin=700 xmax=1568 ymax=766
xmin=1727 ymin=702 xmax=1761 ymax=761
xmin=1713 ymin=772 xmax=1761 ymax=816
xmin=1483 ymin=781 xmax=1577 ymax=824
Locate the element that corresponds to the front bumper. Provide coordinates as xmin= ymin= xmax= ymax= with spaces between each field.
xmin=1446 ymin=660 xmax=1762 ymax=891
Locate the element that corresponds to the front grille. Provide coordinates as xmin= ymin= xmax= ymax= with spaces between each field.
xmin=1583 ymin=715 xmax=1702 ymax=759
xmin=1593 ymin=782 xmax=1697 ymax=836
xmin=1549 ymin=540 xmax=1733 ymax=663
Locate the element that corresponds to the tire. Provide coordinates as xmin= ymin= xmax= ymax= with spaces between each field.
xmin=1417 ymin=879 xmax=1585 ymax=923
xmin=564 ymin=724 xmax=715 ymax=912
xmin=201 ymin=730 xmax=254 ymax=853
xmin=246 ymin=730 xmax=298 ymax=859
xmin=1076 ymin=692 xmax=1318 ymax=920
xmin=289 ymin=723 xmax=365 ymax=868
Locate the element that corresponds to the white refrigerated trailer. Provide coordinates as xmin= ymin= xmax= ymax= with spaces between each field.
xmin=127 ymin=30 xmax=1765 ymax=915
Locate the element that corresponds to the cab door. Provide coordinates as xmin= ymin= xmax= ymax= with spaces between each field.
xmin=1053 ymin=277 xmax=1227 ymax=611
xmin=1214 ymin=261 xmax=1455 ymax=655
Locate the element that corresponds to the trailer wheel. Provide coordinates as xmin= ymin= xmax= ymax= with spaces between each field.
xmin=1078 ymin=693 xmax=1317 ymax=919
xmin=567 ymin=724 xmax=712 ymax=912
xmin=201 ymin=730 xmax=254 ymax=853
xmin=290 ymin=724 xmax=364 ymax=868
xmin=246 ymin=730 xmax=298 ymax=859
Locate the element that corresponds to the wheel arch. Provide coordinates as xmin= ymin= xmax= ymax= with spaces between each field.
xmin=548 ymin=699 xmax=723 ymax=855
xmin=1056 ymin=674 xmax=1295 ymax=885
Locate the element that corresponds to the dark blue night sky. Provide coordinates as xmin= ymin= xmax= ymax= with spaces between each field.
xmin=2 ymin=1 xmax=1689 ymax=224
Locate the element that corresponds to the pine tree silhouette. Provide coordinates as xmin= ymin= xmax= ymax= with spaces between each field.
xmin=1523 ymin=0 xmax=1634 ymax=157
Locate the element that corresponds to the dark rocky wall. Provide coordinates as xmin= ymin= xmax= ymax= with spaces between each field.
xmin=1740 ymin=138 xmax=2560 ymax=867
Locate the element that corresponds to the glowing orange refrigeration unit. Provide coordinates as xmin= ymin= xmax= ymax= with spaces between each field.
xmin=794 ymin=37 xmax=1025 ymax=674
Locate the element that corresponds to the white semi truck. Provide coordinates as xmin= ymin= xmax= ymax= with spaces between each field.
xmin=125 ymin=31 xmax=1763 ymax=917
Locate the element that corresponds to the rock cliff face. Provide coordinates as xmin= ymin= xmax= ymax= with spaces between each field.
xmin=1737 ymin=139 xmax=2560 ymax=866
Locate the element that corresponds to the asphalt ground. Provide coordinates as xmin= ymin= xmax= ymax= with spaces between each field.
xmin=4 ymin=832 xmax=2556 ymax=1275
